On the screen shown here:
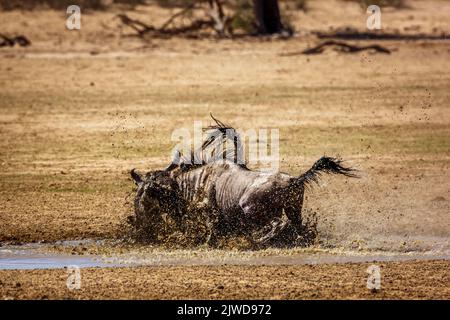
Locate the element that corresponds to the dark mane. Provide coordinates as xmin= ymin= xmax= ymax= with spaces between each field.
xmin=170 ymin=113 xmax=247 ymax=172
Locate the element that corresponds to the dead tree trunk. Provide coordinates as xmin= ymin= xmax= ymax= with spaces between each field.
xmin=253 ymin=0 xmax=283 ymax=34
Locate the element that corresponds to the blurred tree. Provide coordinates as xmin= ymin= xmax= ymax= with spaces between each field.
xmin=252 ymin=0 xmax=283 ymax=34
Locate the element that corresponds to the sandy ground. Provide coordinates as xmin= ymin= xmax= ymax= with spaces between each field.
xmin=0 ymin=0 xmax=449 ymax=299
xmin=1 ymin=261 xmax=449 ymax=299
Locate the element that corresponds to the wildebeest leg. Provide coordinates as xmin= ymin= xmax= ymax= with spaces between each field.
xmin=204 ymin=185 xmax=222 ymax=247
xmin=284 ymin=190 xmax=304 ymax=233
xmin=285 ymin=205 xmax=303 ymax=232
xmin=253 ymin=217 xmax=290 ymax=245
xmin=205 ymin=210 xmax=221 ymax=247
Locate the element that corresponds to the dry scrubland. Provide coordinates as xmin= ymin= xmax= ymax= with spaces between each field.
xmin=0 ymin=0 xmax=449 ymax=299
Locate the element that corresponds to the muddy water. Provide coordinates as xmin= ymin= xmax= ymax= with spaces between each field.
xmin=104 ymin=249 xmax=450 ymax=267
xmin=0 ymin=241 xmax=120 ymax=270
xmin=0 ymin=237 xmax=449 ymax=270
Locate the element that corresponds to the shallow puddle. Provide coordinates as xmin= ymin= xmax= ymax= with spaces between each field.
xmin=0 ymin=242 xmax=120 ymax=270
xmin=0 ymin=238 xmax=449 ymax=270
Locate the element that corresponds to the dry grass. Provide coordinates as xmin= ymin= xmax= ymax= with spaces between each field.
xmin=1 ymin=41 xmax=449 ymax=246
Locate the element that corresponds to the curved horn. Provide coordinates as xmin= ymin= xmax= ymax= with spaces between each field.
xmin=130 ymin=169 xmax=143 ymax=185
xmin=164 ymin=149 xmax=182 ymax=171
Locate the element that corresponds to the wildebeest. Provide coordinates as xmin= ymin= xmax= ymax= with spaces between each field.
xmin=130 ymin=116 xmax=357 ymax=247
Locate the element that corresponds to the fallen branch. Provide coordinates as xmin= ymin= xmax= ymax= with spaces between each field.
xmin=160 ymin=2 xmax=197 ymax=31
xmin=116 ymin=14 xmax=157 ymax=37
xmin=117 ymin=14 xmax=214 ymax=38
xmin=281 ymin=40 xmax=391 ymax=56
xmin=117 ymin=0 xmax=227 ymax=38
xmin=0 ymin=34 xmax=31 ymax=47
xmin=315 ymin=30 xmax=450 ymax=41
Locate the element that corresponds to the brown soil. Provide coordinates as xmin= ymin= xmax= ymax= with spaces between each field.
xmin=0 ymin=260 xmax=448 ymax=299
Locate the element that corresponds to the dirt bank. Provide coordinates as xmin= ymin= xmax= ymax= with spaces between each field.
xmin=0 ymin=260 xmax=448 ymax=299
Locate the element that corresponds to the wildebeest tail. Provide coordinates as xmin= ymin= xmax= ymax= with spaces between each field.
xmin=292 ymin=156 xmax=358 ymax=188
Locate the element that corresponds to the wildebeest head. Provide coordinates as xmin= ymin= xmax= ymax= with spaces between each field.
xmin=131 ymin=169 xmax=181 ymax=213
xmin=130 ymin=168 xmax=185 ymax=242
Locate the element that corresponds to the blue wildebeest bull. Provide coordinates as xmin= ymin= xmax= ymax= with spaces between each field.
xmin=130 ymin=117 xmax=357 ymax=247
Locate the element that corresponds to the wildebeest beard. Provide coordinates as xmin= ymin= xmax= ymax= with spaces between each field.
xmin=129 ymin=116 xmax=358 ymax=248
